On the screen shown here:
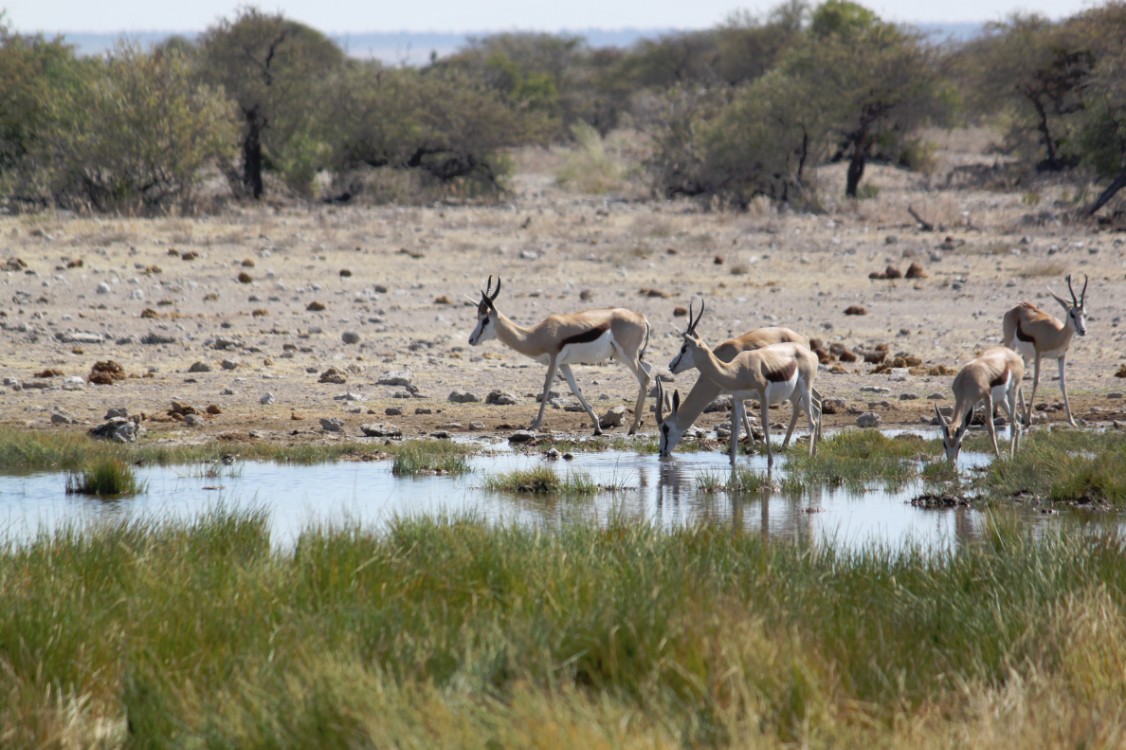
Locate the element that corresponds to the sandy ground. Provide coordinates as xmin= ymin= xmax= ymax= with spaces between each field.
xmin=2 ymin=132 xmax=1125 ymax=450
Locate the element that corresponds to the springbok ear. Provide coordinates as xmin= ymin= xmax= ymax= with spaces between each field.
xmin=1047 ymin=288 xmax=1071 ymax=311
xmin=655 ymin=380 xmax=666 ymax=423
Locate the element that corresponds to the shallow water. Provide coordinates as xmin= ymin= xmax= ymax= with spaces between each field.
xmin=0 ymin=440 xmax=1113 ymax=552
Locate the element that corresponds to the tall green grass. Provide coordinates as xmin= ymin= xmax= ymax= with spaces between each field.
xmin=786 ymin=429 xmax=938 ymax=490
xmin=2 ymin=513 xmax=1124 ymax=746
xmin=483 ymin=466 xmax=598 ymax=494
xmin=391 ymin=439 xmax=471 ymax=475
xmin=64 ymin=458 xmax=146 ymax=496
xmin=976 ymin=429 xmax=1126 ymax=506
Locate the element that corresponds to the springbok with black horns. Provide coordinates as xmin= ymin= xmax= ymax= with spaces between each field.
xmin=658 ymin=325 xmax=820 ymax=457
xmin=468 ymin=276 xmax=653 ymax=435
xmin=935 ymin=346 xmax=1024 ymax=463
xmin=667 ymin=299 xmax=820 ymax=468
xmin=1002 ymin=272 xmax=1088 ymax=426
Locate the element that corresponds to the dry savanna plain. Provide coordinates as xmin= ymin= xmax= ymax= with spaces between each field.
xmin=2 ymin=129 xmax=1125 ymax=449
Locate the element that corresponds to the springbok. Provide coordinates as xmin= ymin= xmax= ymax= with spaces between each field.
xmin=658 ymin=325 xmax=819 ymax=457
xmin=1002 ymin=272 xmax=1088 ymax=426
xmin=467 ymin=276 xmax=652 ymax=435
xmin=935 ymin=346 xmax=1024 ymax=463
xmin=666 ymin=299 xmax=820 ymax=467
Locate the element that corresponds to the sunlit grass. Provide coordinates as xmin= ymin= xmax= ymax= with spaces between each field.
xmin=976 ymin=429 xmax=1126 ymax=506
xmin=786 ymin=429 xmax=938 ymax=490
xmin=483 ymin=466 xmax=598 ymax=494
xmin=64 ymin=459 xmax=146 ymax=496
xmin=390 ymin=440 xmax=472 ymax=475
xmin=2 ymin=514 xmax=1125 ymax=746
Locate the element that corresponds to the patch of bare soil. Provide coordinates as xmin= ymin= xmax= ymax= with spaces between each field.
xmin=2 ymin=132 xmax=1125 ymax=449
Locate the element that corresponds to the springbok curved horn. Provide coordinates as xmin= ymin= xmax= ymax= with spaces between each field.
xmin=684 ymin=296 xmax=705 ymax=337
xmin=1066 ymin=273 xmax=1078 ymax=307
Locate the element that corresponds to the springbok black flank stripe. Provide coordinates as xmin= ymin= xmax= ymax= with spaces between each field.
xmin=764 ymin=360 xmax=797 ymax=383
xmin=1015 ymin=320 xmax=1035 ymax=343
xmin=990 ymin=367 xmax=1009 ymax=389
xmin=559 ymin=322 xmax=610 ymax=351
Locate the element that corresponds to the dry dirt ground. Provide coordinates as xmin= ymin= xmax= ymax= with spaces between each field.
xmin=2 ymin=131 xmax=1125 ymax=451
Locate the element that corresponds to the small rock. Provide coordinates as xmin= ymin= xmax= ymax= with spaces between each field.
xmin=449 ymin=390 xmax=480 ymax=403
xmin=96 ymin=281 xmax=111 ymax=294
xmin=856 ymin=412 xmax=882 ymax=428
xmin=333 ymin=392 xmax=366 ymax=402
xmin=385 ymin=406 xmax=403 ymax=416
xmin=820 ymin=398 xmax=845 ymax=415
xmin=414 ymin=407 xmax=432 ymax=415
xmin=319 ymin=368 xmax=347 ymax=384
xmin=508 ymin=430 xmax=537 ymax=444
xmin=306 ymin=301 xmax=326 ymax=312
xmin=377 ymin=370 xmax=413 ymax=387
xmin=260 ymin=392 xmax=276 ymax=405
xmin=844 ymin=305 xmax=867 ymax=316
xmin=221 ymin=359 xmax=239 ymax=370
xmin=51 ymin=411 xmax=77 ymax=425
xmin=105 ymin=407 xmax=129 ymax=419
xmin=486 ymin=390 xmax=518 ymax=405
xmin=361 ymin=422 xmax=402 ymax=438
xmin=341 ymin=331 xmax=361 ymax=345
xmin=320 ymin=417 xmax=344 ymax=433
xmin=184 ymin=414 xmax=204 ymax=427
xmin=599 ymin=405 xmax=627 ymax=429
xmin=188 ymin=361 xmax=212 ymax=373
xmin=89 ymin=416 xmax=142 ymax=443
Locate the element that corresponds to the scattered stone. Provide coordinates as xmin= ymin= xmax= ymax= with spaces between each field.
xmin=88 ymin=360 xmax=125 ymax=385
xmin=377 ymin=370 xmax=413 ymax=387
xmin=844 ymin=305 xmax=867 ymax=316
xmin=260 ymin=392 xmax=276 ymax=405
xmin=2 ymin=257 xmax=27 ymax=271
xmin=339 ymin=269 xmax=352 ymax=277
xmin=105 ymin=407 xmax=129 ymax=419
xmin=206 ymin=404 xmax=222 ymax=415
xmin=820 ymin=398 xmax=846 ymax=415
xmin=486 ymin=390 xmax=518 ymax=405
xmin=237 ymin=272 xmax=253 ymax=283
xmin=220 ymin=359 xmax=239 ymax=371
xmin=468 ymin=421 xmax=486 ymax=430
xmin=333 ymin=392 xmax=366 ymax=402
xmin=599 ymin=405 xmax=627 ymax=429
xmin=34 ymin=368 xmax=64 ymax=378
xmin=320 ymin=417 xmax=345 ymax=433
xmin=639 ymin=287 xmax=670 ymax=298
xmin=905 ymin=262 xmax=927 ymax=279
xmin=51 ymin=411 xmax=78 ymax=425
xmin=141 ymin=332 xmax=177 ymax=345
xmin=5 ymin=377 xmax=22 ymax=391
xmin=306 ymin=301 xmax=326 ymax=311
xmin=184 ymin=414 xmax=204 ymax=427
xmin=96 ymin=281 xmax=111 ymax=294
xmin=433 ymin=295 xmax=452 ymax=305
xmin=1116 ymin=364 xmax=1126 ymax=378
xmin=856 ymin=412 xmax=882 ymax=428
xmin=431 ymin=431 xmax=451 ymax=439
xmin=319 ymin=368 xmax=347 ymax=384
xmin=341 ymin=331 xmax=361 ymax=345
xmin=899 ymin=392 xmax=920 ymax=400
xmin=55 ymin=331 xmax=105 ymax=345
xmin=414 ymin=407 xmax=432 ymax=415
xmin=508 ymin=430 xmax=537 ymax=444
xmin=62 ymin=377 xmax=85 ymax=391
xmin=385 ymin=406 xmax=403 ymax=416
xmin=89 ymin=416 xmax=142 ymax=443
xmin=188 ymin=361 xmax=212 ymax=373
xmin=362 ymin=422 xmax=402 ymax=438
xmin=579 ymin=289 xmax=594 ymax=301
xmin=673 ymin=305 xmax=688 ymax=317
xmin=449 ymin=390 xmax=481 ymax=403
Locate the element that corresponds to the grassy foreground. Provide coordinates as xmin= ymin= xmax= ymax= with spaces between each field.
xmin=2 ymin=511 xmax=1124 ymax=747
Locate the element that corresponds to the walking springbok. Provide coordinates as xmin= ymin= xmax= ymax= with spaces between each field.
xmin=467 ymin=276 xmax=653 ymax=435
xmin=1002 ymin=273 xmax=1088 ymax=426
xmin=935 ymin=346 xmax=1024 ymax=463
xmin=658 ymin=325 xmax=820 ymax=457
xmin=665 ymin=299 xmax=820 ymax=467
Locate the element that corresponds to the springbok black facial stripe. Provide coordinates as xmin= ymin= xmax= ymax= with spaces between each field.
xmin=559 ymin=322 xmax=610 ymax=350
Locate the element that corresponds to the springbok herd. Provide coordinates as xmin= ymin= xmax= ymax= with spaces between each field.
xmin=468 ymin=272 xmax=1090 ymax=466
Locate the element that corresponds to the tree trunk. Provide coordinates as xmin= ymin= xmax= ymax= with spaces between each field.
xmin=845 ymin=148 xmax=866 ymax=198
xmin=242 ymin=109 xmax=265 ymax=200
xmin=1083 ymin=172 xmax=1126 ymax=217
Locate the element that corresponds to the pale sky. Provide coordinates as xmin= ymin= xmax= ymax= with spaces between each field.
xmin=1 ymin=0 xmax=1101 ymax=34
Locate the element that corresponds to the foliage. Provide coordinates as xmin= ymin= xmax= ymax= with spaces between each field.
xmin=65 ymin=459 xmax=146 ymax=496
xmin=391 ymin=440 xmax=472 ymax=476
xmin=483 ymin=466 xmax=598 ymax=494
xmin=2 ymin=514 xmax=1126 ymax=745
xmin=197 ymin=7 xmax=347 ymax=199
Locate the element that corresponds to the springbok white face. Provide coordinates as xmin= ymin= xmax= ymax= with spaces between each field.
xmin=468 ymin=275 xmax=501 ymax=346
xmin=935 ymin=405 xmax=968 ymax=463
xmin=1049 ymin=272 xmax=1088 ymax=337
xmin=655 ymin=381 xmax=684 ymax=457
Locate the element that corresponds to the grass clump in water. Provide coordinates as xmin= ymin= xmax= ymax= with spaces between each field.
xmin=484 ymin=466 xmax=597 ymax=494
xmin=65 ymin=459 xmax=146 ymax=496
xmin=391 ymin=440 xmax=471 ymax=476
xmin=975 ymin=430 xmax=1126 ymax=506
xmin=786 ymin=429 xmax=936 ymax=490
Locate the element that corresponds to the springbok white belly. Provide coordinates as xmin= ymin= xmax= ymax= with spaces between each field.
xmin=734 ymin=373 xmax=799 ymax=407
xmin=556 ymin=330 xmax=616 ymax=366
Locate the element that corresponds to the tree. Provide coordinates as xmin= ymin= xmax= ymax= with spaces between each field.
xmin=785 ymin=1 xmax=951 ymax=197
xmin=198 ymin=8 xmax=346 ymax=199
xmin=33 ymin=45 xmax=236 ymax=213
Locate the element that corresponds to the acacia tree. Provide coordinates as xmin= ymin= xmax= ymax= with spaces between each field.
xmin=198 ymin=8 xmax=345 ymax=199
xmin=787 ymin=0 xmax=951 ymax=198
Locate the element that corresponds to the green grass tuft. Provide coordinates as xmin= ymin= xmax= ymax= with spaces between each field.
xmin=484 ymin=466 xmax=598 ymax=494
xmin=65 ymin=459 xmax=146 ymax=496
xmin=787 ymin=429 xmax=937 ymax=490
xmin=390 ymin=440 xmax=471 ymax=476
